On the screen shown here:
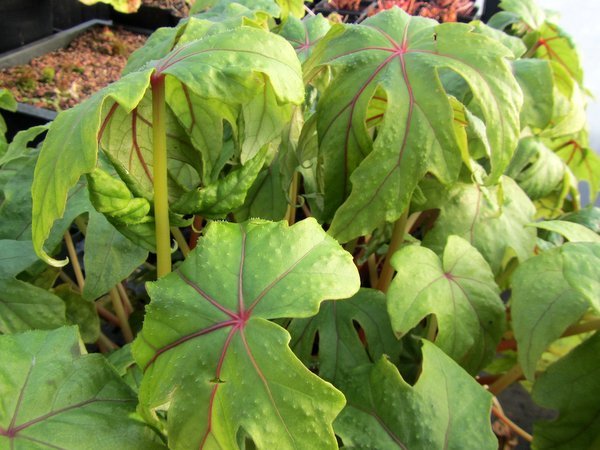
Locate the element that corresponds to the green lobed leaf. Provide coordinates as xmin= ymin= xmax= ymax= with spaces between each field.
xmin=133 ymin=218 xmax=360 ymax=449
xmin=305 ymin=9 xmax=522 ymax=242
xmin=334 ymin=342 xmax=497 ymax=450
xmin=288 ymin=288 xmax=402 ymax=383
xmin=0 ymin=278 xmax=66 ymax=335
xmin=387 ymin=236 xmax=506 ymax=374
xmin=418 ymin=176 xmax=537 ymax=274
xmin=532 ymin=332 xmax=600 ymax=450
xmin=511 ymin=242 xmax=600 ymax=379
xmin=0 ymin=327 xmax=164 ymax=449
xmin=82 ymin=209 xmax=149 ymax=301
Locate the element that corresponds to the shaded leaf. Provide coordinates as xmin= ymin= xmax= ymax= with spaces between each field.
xmin=289 ymin=288 xmax=402 ymax=383
xmin=133 ymin=219 xmax=359 ymax=449
xmin=511 ymin=242 xmax=600 ymax=379
xmin=532 ymin=332 xmax=600 ymax=450
xmin=0 ymin=278 xmax=66 ymax=334
xmin=82 ymin=209 xmax=149 ymax=300
xmin=53 ymin=285 xmax=100 ymax=343
xmin=334 ymin=343 xmax=497 ymax=450
xmin=0 ymin=240 xmax=39 ymax=278
xmin=0 ymin=327 xmax=164 ymax=449
xmin=388 ymin=236 xmax=505 ymax=374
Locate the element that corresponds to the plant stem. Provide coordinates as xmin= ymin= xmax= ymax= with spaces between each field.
xmin=96 ymin=304 xmax=121 ymax=327
xmin=492 ymin=398 xmax=533 ymax=443
xmin=64 ymin=231 xmax=85 ymax=291
xmin=109 ymin=288 xmax=134 ymax=343
xmin=97 ymin=332 xmax=119 ymax=353
xmin=377 ymin=209 xmax=409 ymax=293
xmin=488 ymin=363 xmax=523 ymax=396
xmin=367 ymin=254 xmax=379 ymax=288
xmin=58 ymin=270 xmax=79 ymax=290
xmin=426 ymin=315 xmax=438 ymax=342
xmin=189 ymin=215 xmax=203 ymax=250
xmin=171 ymin=227 xmax=190 ymax=257
xmin=117 ymin=283 xmax=133 ymax=316
xmin=286 ymin=172 xmax=299 ymax=225
xmin=151 ymin=73 xmax=171 ymax=278
xmin=563 ymin=318 xmax=600 ymax=337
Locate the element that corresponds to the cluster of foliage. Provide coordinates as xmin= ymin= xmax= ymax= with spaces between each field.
xmin=1 ymin=0 xmax=599 ymax=448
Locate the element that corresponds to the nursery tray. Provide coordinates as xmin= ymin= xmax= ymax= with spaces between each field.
xmin=0 ymin=20 xmax=149 ymax=139
xmin=0 ymin=19 xmax=112 ymax=70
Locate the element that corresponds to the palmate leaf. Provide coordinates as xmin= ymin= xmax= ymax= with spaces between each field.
xmin=304 ymin=8 xmax=522 ymax=242
xmin=334 ymin=342 xmax=497 ymax=450
xmin=532 ymin=332 xmax=600 ymax=450
xmin=388 ymin=236 xmax=506 ymax=374
xmin=511 ymin=242 xmax=600 ymax=379
xmin=0 ymin=327 xmax=164 ymax=449
xmin=133 ymin=219 xmax=360 ymax=450
xmin=190 ymin=0 xmax=303 ymax=19
xmin=417 ymin=176 xmax=537 ymax=274
xmin=32 ymin=26 xmax=303 ymax=266
xmin=288 ymin=288 xmax=402 ymax=383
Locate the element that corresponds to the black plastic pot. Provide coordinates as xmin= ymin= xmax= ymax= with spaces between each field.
xmin=0 ymin=0 xmax=53 ymax=53
xmin=52 ymin=0 xmax=111 ymax=30
xmin=111 ymin=5 xmax=180 ymax=30
xmin=481 ymin=0 xmax=501 ymax=22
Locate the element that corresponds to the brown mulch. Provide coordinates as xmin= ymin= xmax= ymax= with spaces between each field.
xmin=141 ymin=0 xmax=190 ymax=17
xmin=0 ymin=26 xmax=147 ymax=111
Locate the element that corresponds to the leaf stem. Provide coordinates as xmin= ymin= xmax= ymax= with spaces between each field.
xmin=97 ymin=332 xmax=119 ymax=353
xmin=151 ymin=73 xmax=171 ymax=278
xmin=377 ymin=209 xmax=409 ymax=293
xmin=96 ymin=303 xmax=121 ymax=327
xmin=488 ymin=363 xmax=523 ymax=396
xmin=426 ymin=315 xmax=438 ymax=342
xmin=492 ymin=398 xmax=533 ymax=443
xmin=64 ymin=231 xmax=85 ymax=291
xmin=171 ymin=227 xmax=190 ymax=257
xmin=117 ymin=283 xmax=133 ymax=316
xmin=286 ymin=172 xmax=299 ymax=225
xmin=109 ymin=288 xmax=134 ymax=343
xmin=563 ymin=318 xmax=600 ymax=337
xmin=367 ymin=254 xmax=379 ymax=288
xmin=189 ymin=215 xmax=203 ymax=250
